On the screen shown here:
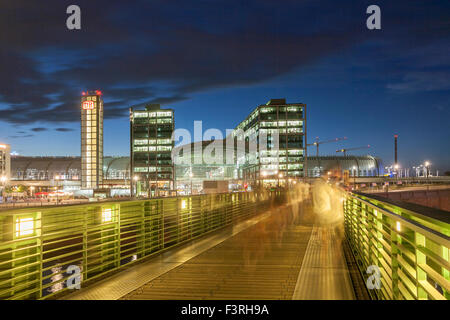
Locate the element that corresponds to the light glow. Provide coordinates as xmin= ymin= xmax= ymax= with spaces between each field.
xmin=15 ymin=217 xmax=34 ymax=238
xmin=102 ymin=208 xmax=112 ymax=223
xmin=82 ymin=101 xmax=95 ymax=110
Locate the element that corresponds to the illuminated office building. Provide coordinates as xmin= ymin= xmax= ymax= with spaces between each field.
xmin=130 ymin=104 xmax=174 ymax=197
xmin=0 ymin=143 xmax=11 ymax=182
xmin=233 ymin=99 xmax=306 ymax=185
xmin=81 ymin=90 xmax=104 ymax=189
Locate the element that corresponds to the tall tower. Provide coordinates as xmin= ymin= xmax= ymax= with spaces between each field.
xmin=81 ymin=90 xmax=103 ymax=189
xmin=394 ymin=134 xmax=398 ymax=165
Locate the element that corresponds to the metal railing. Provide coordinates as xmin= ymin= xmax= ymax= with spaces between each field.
xmin=344 ymin=192 xmax=450 ymax=300
xmin=0 ymin=191 xmax=281 ymax=300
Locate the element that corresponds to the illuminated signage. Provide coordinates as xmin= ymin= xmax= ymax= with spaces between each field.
xmin=82 ymin=101 xmax=95 ymax=110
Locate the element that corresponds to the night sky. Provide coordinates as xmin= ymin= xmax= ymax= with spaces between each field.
xmin=0 ymin=1 xmax=449 ymax=171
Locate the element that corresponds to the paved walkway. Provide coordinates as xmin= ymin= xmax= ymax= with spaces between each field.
xmin=64 ymin=210 xmax=274 ymax=300
xmin=292 ymin=226 xmax=355 ymax=299
xmin=65 ymin=201 xmax=356 ymax=300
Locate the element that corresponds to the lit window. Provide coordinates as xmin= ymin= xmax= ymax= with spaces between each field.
xmin=102 ymin=208 xmax=112 ymax=222
xmin=15 ymin=217 xmax=34 ymax=238
xmin=181 ymin=200 xmax=187 ymax=209
xmin=396 ymin=221 xmax=401 ymax=232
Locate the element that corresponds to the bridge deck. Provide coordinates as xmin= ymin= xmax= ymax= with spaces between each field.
xmin=66 ymin=202 xmax=356 ymax=300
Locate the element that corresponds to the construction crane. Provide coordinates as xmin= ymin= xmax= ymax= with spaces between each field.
xmin=307 ymin=137 xmax=347 ymax=176
xmin=336 ymin=145 xmax=371 ymax=156
xmin=307 ymin=137 xmax=348 ymax=158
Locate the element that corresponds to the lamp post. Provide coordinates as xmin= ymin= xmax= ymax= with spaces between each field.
xmin=133 ymin=175 xmax=139 ymax=197
xmin=1 ymin=176 xmax=6 ymax=203
xmin=278 ymin=173 xmax=283 ymax=188
xmin=189 ymin=172 xmax=193 ymax=195
xmin=394 ymin=164 xmax=400 ymax=182
xmin=424 ymin=161 xmax=430 ymax=189
xmin=352 ymin=166 xmax=356 ymax=189
xmin=55 ymin=175 xmax=60 ymax=204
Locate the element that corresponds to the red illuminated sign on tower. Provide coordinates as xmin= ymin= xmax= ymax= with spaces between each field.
xmin=82 ymin=101 xmax=95 ymax=110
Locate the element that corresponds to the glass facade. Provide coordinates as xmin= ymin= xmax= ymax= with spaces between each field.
xmin=130 ymin=104 xmax=174 ymax=197
xmin=173 ymin=141 xmax=239 ymax=195
xmin=81 ymin=91 xmax=103 ymax=189
xmin=233 ymin=99 xmax=306 ymax=185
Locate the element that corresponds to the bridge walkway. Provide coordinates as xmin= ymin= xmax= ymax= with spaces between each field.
xmin=65 ymin=201 xmax=357 ymax=300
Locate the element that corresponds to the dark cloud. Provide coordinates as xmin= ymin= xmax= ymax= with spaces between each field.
xmin=0 ymin=0 xmax=448 ymax=125
xmin=31 ymin=127 xmax=48 ymax=132
xmin=55 ymin=128 xmax=75 ymax=132
xmin=8 ymin=134 xmax=34 ymax=139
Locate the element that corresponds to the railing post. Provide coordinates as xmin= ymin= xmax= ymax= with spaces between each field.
xmin=390 ymin=214 xmax=400 ymax=299
xmin=415 ymin=232 xmax=428 ymax=299
xmin=37 ymin=212 xmax=43 ymax=299
xmin=83 ymin=205 xmax=88 ymax=284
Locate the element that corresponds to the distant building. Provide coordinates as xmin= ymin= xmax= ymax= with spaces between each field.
xmin=130 ymin=104 xmax=174 ymax=197
xmin=10 ymin=156 xmax=129 ymax=182
xmin=173 ymin=140 xmax=240 ymax=194
xmin=306 ymin=155 xmax=383 ymax=177
xmin=0 ymin=143 xmax=11 ymax=183
xmin=81 ymin=90 xmax=104 ymax=189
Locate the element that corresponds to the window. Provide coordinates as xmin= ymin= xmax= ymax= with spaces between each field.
xmin=134 ymin=112 xmax=148 ymax=118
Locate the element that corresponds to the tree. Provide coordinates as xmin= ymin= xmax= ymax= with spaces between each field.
xmin=444 ymin=171 xmax=450 ymax=176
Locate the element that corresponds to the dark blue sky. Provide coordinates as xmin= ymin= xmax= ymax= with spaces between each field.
xmin=0 ymin=0 xmax=449 ymax=171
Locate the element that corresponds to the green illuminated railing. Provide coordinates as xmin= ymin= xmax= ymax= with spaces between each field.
xmin=0 ymin=191 xmax=281 ymax=300
xmin=344 ymin=192 xmax=450 ymax=300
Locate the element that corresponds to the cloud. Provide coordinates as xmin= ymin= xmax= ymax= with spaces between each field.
xmin=387 ymin=71 xmax=450 ymax=92
xmin=55 ymin=128 xmax=75 ymax=132
xmin=8 ymin=134 xmax=34 ymax=139
xmin=31 ymin=127 xmax=48 ymax=132
xmin=0 ymin=0 xmax=448 ymax=126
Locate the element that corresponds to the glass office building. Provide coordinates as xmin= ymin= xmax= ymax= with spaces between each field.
xmin=130 ymin=104 xmax=174 ymax=197
xmin=81 ymin=90 xmax=104 ymax=189
xmin=233 ymin=99 xmax=306 ymax=186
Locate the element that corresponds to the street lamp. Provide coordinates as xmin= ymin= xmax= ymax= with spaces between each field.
xmin=55 ymin=175 xmax=60 ymax=204
xmin=133 ymin=175 xmax=139 ymax=197
xmin=424 ymin=161 xmax=431 ymax=187
xmin=189 ymin=172 xmax=193 ymax=195
xmin=278 ymin=173 xmax=283 ymax=188
xmin=352 ymin=166 xmax=357 ymax=189
xmin=1 ymin=176 xmax=7 ymax=202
